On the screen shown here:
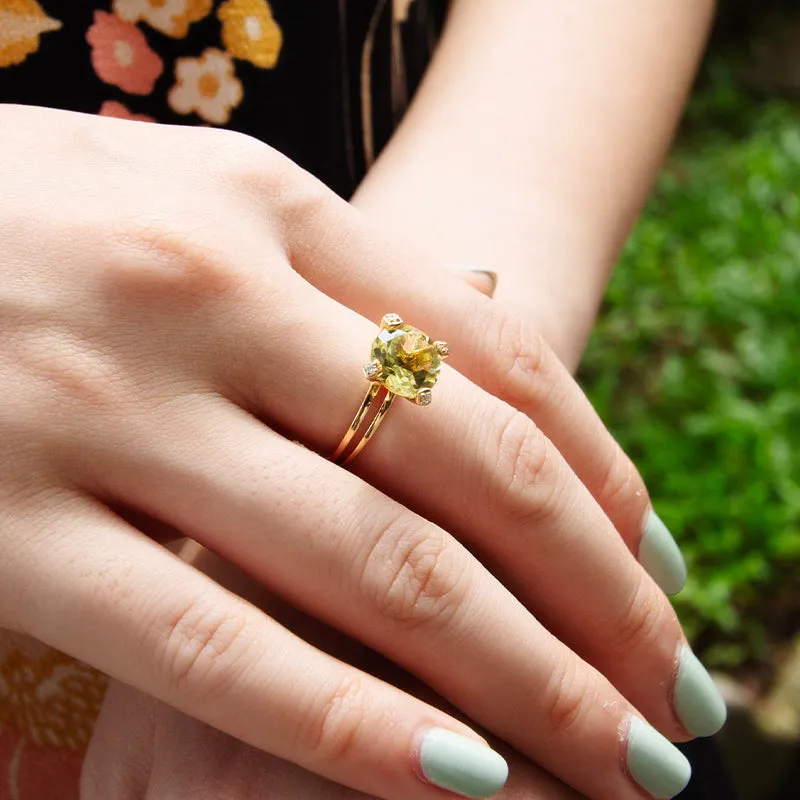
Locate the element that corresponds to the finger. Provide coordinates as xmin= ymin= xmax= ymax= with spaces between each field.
xmin=5 ymin=493 xmax=509 ymax=800
xmin=275 ymin=184 xmax=686 ymax=597
xmin=75 ymin=354 xmax=691 ymax=797
xmin=194 ymin=275 xmax=710 ymax=743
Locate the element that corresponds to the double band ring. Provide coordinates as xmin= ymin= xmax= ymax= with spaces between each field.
xmin=332 ymin=314 xmax=449 ymax=465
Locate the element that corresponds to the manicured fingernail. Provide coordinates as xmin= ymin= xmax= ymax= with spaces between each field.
xmin=674 ymin=645 xmax=727 ymax=737
xmin=639 ymin=509 xmax=687 ymax=595
xmin=449 ymin=266 xmax=499 ymax=298
xmin=419 ymin=728 xmax=508 ymax=798
xmin=626 ymin=716 xmax=692 ymax=799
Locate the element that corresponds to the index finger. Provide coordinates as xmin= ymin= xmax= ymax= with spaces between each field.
xmin=282 ymin=185 xmax=685 ymax=597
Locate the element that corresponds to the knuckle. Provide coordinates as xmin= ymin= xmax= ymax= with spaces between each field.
xmin=9 ymin=329 xmax=124 ymax=412
xmin=276 ymin=171 xmax=337 ymax=256
xmin=360 ymin=514 xmax=465 ymax=630
xmin=67 ymin=109 xmax=149 ymax=169
xmin=104 ymin=213 xmax=246 ymax=307
xmin=544 ymin=653 xmax=593 ymax=736
xmin=211 ymin=127 xmax=325 ymax=223
xmin=209 ymin=126 xmax=291 ymax=185
xmin=491 ymin=311 xmax=552 ymax=408
xmin=490 ymin=410 xmax=564 ymax=525
xmin=155 ymin=597 xmax=252 ymax=701
xmin=594 ymin=443 xmax=648 ymax=517
xmin=297 ymin=674 xmax=369 ymax=762
xmin=611 ymin=574 xmax=668 ymax=658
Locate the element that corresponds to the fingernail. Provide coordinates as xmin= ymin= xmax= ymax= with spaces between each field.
xmin=419 ymin=728 xmax=508 ymax=798
xmin=449 ymin=266 xmax=499 ymax=298
xmin=626 ymin=716 xmax=692 ymax=799
xmin=639 ymin=509 xmax=687 ymax=596
xmin=674 ymin=645 xmax=727 ymax=737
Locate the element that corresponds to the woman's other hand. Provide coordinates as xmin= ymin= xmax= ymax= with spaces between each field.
xmin=83 ymin=680 xmax=587 ymax=800
xmin=83 ymin=549 xmax=584 ymax=800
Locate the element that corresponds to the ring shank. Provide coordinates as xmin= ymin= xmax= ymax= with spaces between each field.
xmin=332 ymin=384 xmax=396 ymax=465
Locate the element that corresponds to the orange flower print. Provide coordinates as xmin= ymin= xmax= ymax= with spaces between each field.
xmin=169 ymin=48 xmax=243 ymax=125
xmin=218 ymin=0 xmax=282 ymax=69
xmin=0 ymin=647 xmax=106 ymax=750
xmin=86 ymin=11 xmax=163 ymax=96
xmin=113 ymin=0 xmax=213 ymax=39
xmin=99 ymin=100 xmax=156 ymax=122
xmin=0 ymin=634 xmax=106 ymax=799
xmin=0 ymin=726 xmax=83 ymax=800
xmin=0 ymin=0 xmax=61 ymax=68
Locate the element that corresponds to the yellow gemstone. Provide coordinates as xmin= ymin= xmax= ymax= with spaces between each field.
xmin=370 ymin=324 xmax=442 ymax=398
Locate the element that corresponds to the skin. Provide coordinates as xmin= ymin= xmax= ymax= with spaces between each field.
xmin=0 ymin=103 xmax=686 ymax=800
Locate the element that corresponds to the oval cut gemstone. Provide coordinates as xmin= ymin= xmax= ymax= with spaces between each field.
xmin=370 ymin=324 xmax=441 ymax=398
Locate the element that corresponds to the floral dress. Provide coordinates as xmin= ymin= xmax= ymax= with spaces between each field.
xmin=0 ymin=0 xmax=443 ymax=194
xmin=0 ymin=1 xmax=441 ymax=796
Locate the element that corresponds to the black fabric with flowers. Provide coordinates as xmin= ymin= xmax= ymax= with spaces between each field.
xmin=0 ymin=0 xmax=445 ymax=197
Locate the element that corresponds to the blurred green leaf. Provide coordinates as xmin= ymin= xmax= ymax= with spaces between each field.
xmin=579 ymin=52 xmax=800 ymax=670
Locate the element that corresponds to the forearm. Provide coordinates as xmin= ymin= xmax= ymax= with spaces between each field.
xmin=353 ymin=0 xmax=715 ymax=369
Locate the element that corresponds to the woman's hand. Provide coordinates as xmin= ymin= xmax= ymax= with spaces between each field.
xmin=0 ymin=104 xmax=720 ymax=800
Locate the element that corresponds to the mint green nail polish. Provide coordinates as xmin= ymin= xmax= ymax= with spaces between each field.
xmin=627 ymin=716 xmax=692 ymax=798
xmin=420 ymin=728 xmax=508 ymax=799
xmin=675 ymin=645 xmax=727 ymax=737
xmin=640 ymin=509 xmax=687 ymax=595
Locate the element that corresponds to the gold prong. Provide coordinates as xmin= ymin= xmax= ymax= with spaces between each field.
xmin=414 ymin=388 xmax=432 ymax=406
xmin=433 ymin=340 xmax=449 ymax=358
xmin=363 ymin=359 xmax=381 ymax=381
xmin=381 ymin=313 xmax=403 ymax=329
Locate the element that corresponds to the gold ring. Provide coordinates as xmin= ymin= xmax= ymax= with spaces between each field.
xmin=332 ymin=313 xmax=449 ymax=465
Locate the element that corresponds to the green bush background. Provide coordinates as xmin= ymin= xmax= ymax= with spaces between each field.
xmin=579 ymin=51 xmax=800 ymax=671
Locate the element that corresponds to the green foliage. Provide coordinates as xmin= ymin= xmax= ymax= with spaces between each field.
xmin=579 ymin=58 xmax=800 ymax=669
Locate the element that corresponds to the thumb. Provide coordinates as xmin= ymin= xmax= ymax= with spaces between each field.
xmin=447 ymin=266 xmax=498 ymax=298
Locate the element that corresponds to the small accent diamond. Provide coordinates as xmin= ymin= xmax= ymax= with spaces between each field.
xmin=382 ymin=313 xmax=403 ymax=328
xmin=363 ymin=360 xmax=381 ymax=380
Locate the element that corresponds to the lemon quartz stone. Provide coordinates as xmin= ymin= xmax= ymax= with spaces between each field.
xmin=370 ymin=324 xmax=442 ymax=398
